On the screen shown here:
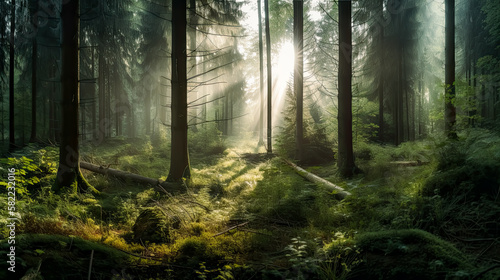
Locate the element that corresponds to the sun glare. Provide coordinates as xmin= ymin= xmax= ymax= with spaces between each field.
xmin=277 ymin=41 xmax=295 ymax=78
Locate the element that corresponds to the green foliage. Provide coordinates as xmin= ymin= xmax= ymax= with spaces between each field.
xmin=0 ymin=156 xmax=40 ymax=197
xmin=423 ymin=129 xmax=500 ymax=198
xmin=352 ymin=97 xmax=380 ymax=143
xmin=319 ymin=232 xmax=362 ymax=280
xmin=482 ymin=0 xmax=500 ymax=49
xmin=189 ymin=124 xmax=226 ymax=155
xmin=353 ymin=229 xmax=471 ymax=280
xmin=132 ymin=207 xmax=176 ymax=243
xmin=277 ymin=89 xmax=335 ymax=164
xmin=0 ymin=234 xmax=130 ymax=279
xmin=284 ymin=236 xmax=322 ymax=279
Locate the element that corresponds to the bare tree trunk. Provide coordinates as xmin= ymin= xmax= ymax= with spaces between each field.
xmin=257 ymin=0 xmax=264 ymax=146
xmin=445 ymin=0 xmax=457 ymax=138
xmin=29 ymin=0 xmax=39 ymax=143
xmin=55 ymin=0 xmax=96 ymax=193
xmin=264 ymin=0 xmax=272 ymax=154
xmin=9 ymin=0 xmax=16 ymax=151
xmin=378 ymin=0 xmax=384 ymax=143
xmin=91 ymin=47 xmax=97 ymax=140
xmin=145 ymin=88 xmax=151 ymax=135
xmin=338 ymin=0 xmax=357 ymax=178
xmin=168 ymin=0 xmax=191 ymax=182
xmin=30 ymin=28 xmax=38 ymax=142
xmin=294 ymin=0 xmax=304 ymax=161
xmin=189 ymin=0 xmax=198 ymax=132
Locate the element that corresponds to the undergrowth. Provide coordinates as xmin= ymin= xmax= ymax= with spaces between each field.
xmin=1 ymin=130 xmax=499 ymax=279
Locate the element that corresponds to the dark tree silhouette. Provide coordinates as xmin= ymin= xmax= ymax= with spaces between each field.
xmin=337 ymin=0 xmax=357 ymax=177
xmin=445 ymin=0 xmax=457 ymax=138
xmin=30 ymin=0 xmax=39 ymax=143
xmin=258 ymin=0 xmax=264 ymax=146
xmin=294 ymin=0 xmax=304 ymax=161
xmin=168 ymin=0 xmax=191 ymax=182
xmin=9 ymin=0 xmax=15 ymax=151
xmin=264 ymin=0 xmax=272 ymax=154
xmin=55 ymin=0 xmax=96 ymax=193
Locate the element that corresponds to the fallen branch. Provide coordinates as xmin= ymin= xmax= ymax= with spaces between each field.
xmin=80 ymin=161 xmax=184 ymax=192
xmin=389 ymin=161 xmax=429 ymax=167
xmin=213 ymin=222 xmax=249 ymax=237
xmin=282 ymin=159 xmax=351 ymax=200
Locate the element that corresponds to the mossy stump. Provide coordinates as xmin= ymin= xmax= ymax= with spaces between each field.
xmin=132 ymin=207 xmax=180 ymax=244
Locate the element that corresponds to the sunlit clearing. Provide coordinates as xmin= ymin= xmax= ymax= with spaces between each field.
xmin=277 ymin=41 xmax=295 ymax=78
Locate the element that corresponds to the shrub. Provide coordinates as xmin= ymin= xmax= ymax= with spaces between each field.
xmin=351 ymin=229 xmax=472 ymax=280
xmin=189 ymin=124 xmax=226 ymax=155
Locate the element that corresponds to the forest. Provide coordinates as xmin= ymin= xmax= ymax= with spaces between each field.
xmin=0 ymin=0 xmax=499 ymax=279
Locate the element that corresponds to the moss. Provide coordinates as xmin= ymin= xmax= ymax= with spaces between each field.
xmin=351 ymin=229 xmax=471 ymax=280
xmin=132 ymin=207 xmax=179 ymax=244
xmin=0 ymin=234 xmax=130 ymax=280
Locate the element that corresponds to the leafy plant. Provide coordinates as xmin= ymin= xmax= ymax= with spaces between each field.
xmin=0 ymin=156 xmax=41 ymax=197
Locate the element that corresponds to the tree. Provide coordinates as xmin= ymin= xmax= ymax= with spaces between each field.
xmin=9 ymin=0 xmax=15 ymax=151
xmin=189 ymin=0 xmax=198 ymax=132
xmin=264 ymin=0 xmax=272 ymax=154
xmin=337 ymin=0 xmax=357 ymax=177
xmin=294 ymin=0 xmax=304 ymax=161
xmin=445 ymin=0 xmax=457 ymax=138
xmin=258 ymin=0 xmax=264 ymax=146
xmin=54 ymin=0 xmax=96 ymax=193
xmin=168 ymin=0 xmax=191 ymax=182
xmin=30 ymin=0 xmax=39 ymax=143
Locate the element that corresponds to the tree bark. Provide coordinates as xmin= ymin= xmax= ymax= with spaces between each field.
xmin=264 ymin=0 xmax=272 ymax=154
xmin=55 ymin=0 xmax=96 ymax=194
xmin=9 ymin=0 xmax=16 ymax=151
xmin=168 ymin=0 xmax=191 ymax=182
xmin=377 ymin=0 xmax=384 ymax=143
xmin=294 ymin=0 xmax=304 ymax=161
xmin=338 ymin=0 xmax=357 ymax=177
xmin=445 ymin=0 xmax=457 ymax=138
xmin=145 ymin=88 xmax=151 ymax=135
xmin=257 ymin=0 xmax=264 ymax=146
xmin=30 ymin=0 xmax=39 ymax=143
xmin=189 ymin=0 xmax=198 ymax=132
xmin=283 ymin=159 xmax=351 ymax=200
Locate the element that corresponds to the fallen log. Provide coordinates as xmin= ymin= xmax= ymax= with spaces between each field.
xmin=389 ymin=161 xmax=429 ymax=167
xmin=80 ymin=161 xmax=184 ymax=192
xmin=282 ymin=159 xmax=351 ymax=200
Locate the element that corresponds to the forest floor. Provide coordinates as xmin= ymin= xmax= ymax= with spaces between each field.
xmin=1 ymin=129 xmax=500 ymax=279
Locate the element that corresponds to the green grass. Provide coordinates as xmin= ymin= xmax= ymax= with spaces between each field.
xmin=1 ymin=130 xmax=499 ymax=279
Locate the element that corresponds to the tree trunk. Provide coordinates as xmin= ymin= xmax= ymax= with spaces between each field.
xmin=257 ymin=0 xmax=264 ymax=146
xmin=294 ymin=0 xmax=304 ymax=161
xmin=91 ymin=47 xmax=97 ymax=140
xmin=378 ymin=3 xmax=384 ymax=143
xmin=189 ymin=0 xmax=198 ymax=132
xmin=264 ymin=0 xmax=272 ymax=154
xmin=9 ymin=0 xmax=16 ymax=151
xmin=337 ymin=0 xmax=357 ymax=177
xmin=30 ymin=0 xmax=39 ymax=143
xmin=145 ymin=88 xmax=151 ymax=135
xmin=445 ymin=0 xmax=457 ymax=138
xmin=98 ymin=47 xmax=105 ymax=142
xmin=168 ymin=0 xmax=191 ymax=182
xmin=55 ymin=0 xmax=96 ymax=194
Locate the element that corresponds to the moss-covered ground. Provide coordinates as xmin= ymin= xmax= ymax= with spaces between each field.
xmin=0 ymin=128 xmax=499 ymax=279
